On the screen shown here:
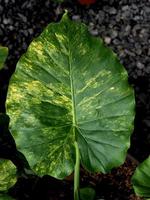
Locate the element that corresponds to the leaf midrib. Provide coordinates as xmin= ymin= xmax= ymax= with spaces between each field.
xmin=68 ymin=45 xmax=77 ymax=129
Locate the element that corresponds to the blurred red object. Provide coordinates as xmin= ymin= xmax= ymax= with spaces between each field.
xmin=78 ymin=0 xmax=96 ymax=5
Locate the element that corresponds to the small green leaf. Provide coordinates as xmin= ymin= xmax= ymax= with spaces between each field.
xmin=0 ymin=160 xmax=16 ymax=191
xmin=132 ymin=156 xmax=150 ymax=199
xmin=7 ymin=13 xmax=135 ymax=178
xmin=80 ymin=187 xmax=96 ymax=200
xmin=0 ymin=46 xmax=8 ymax=70
xmin=0 ymin=114 xmax=17 ymax=195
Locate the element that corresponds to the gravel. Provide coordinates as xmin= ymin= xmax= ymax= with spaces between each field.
xmin=0 ymin=0 xmax=150 ymax=166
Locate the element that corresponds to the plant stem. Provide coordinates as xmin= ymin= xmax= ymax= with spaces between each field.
xmin=74 ymin=141 xmax=80 ymax=200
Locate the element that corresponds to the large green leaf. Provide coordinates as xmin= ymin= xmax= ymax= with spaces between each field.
xmin=0 ymin=160 xmax=16 ymax=191
xmin=0 ymin=46 xmax=8 ymax=70
xmin=7 ymin=13 xmax=135 ymax=179
xmin=132 ymin=156 xmax=150 ymax=199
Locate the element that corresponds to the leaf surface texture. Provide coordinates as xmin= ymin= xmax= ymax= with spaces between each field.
xmin=7 ymin=13 xmax=135 ymax=178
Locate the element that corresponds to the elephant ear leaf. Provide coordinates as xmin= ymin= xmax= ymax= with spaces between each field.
xmin=0 ymin=159 xmax=16 ymax=191
xmin=132 ymin=156 xmax=150 ymax=199
xmin=7 ymin=12 xmax=135 ymax=179
xmin=0 ymin=46 xmax=8 ymax=70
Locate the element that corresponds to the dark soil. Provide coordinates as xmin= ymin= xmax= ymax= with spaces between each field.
xmin=0 ymin=0 xmax=150 ymax=199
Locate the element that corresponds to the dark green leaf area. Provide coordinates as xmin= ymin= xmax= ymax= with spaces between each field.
xmin=132 ymin=156 xmax=150 ymax=198
xmin=0 ymin=194 xmax=15 ymax=200
xmin=80 ymin=187 xmax=96 ymax=200
xmin=7 ymin=13 xmax=135 ymax=178
xmin=0 ymin=46 xmax=8 ymax=70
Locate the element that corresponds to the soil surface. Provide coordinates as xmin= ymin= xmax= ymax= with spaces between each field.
xmin=0 ymin=0 xmax=150 ymax=199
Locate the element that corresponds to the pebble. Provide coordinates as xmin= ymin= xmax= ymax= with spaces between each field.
xmin=137 ymin=62 xmax=145 ymax=69
xmin=90 ymin=29 xmax=99 ymax=36
xmin=109 ymin=7 xmax=117 ymax=15
xmin=111 ymin=30 xmax=118 ymax=39
xmin=3 ymin=18 xmax=11 ymax=25
xmin=104 ymin=37 xmax=111 ymax=44
xmin=122 ymin=5 xmax=129 ymax=11
xmin=97 ymin=11 xmax=105 ymax=23
xmin=17 ymin=13 xmax=27 ymax=22
xmin=72 ymin=15 xmax=80 ymax=21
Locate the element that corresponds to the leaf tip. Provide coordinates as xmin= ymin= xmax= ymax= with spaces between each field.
xmin=0 ymin=46 xmax=9 ymax=54
xmin=61 ymin=10 xmax=70 ymax=21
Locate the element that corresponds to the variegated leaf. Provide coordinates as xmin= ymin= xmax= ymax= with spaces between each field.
xmin=7 ymin=13 xmax=135 ymax=179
